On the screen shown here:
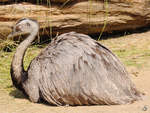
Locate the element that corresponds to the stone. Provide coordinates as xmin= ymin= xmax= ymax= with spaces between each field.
xmin=0 ymin=0 xmax=150 ymax=39
xmin=0 ymin=0 xmax=10 ymax=2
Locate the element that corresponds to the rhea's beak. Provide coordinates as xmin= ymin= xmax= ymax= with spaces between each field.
xmin=7 ymin=32 xmax=14 ymax=39
xmin=7 ymin=31 xmax=29 ymax=40
xmin=7 ymin=26 xmax=15 ymax=39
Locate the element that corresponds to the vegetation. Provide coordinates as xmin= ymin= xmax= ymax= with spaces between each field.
xmin=101 ymin=36 xmax=150 ymax=68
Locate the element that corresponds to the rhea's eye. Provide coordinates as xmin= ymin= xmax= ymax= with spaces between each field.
xmin=16 ymin=25 xmax=21 ymax=32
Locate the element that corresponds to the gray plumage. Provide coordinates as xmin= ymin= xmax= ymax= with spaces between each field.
xmin=8 ymin=18 xmax=143 ymax=106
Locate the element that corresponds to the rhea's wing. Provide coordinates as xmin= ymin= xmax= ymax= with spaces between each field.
xmin=31 ymin=32 xmax=142 ymax=105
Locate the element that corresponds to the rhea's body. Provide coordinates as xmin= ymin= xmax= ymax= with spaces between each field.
xmin=9 ymin=18 xmax=142 ymax=106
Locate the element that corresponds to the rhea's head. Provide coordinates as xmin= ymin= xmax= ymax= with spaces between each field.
xmin=8 ymin=18 xmax=39 ymax=38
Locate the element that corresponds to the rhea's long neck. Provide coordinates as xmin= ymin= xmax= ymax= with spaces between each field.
xmin=11 ymin=30 xmax=38 ymax=87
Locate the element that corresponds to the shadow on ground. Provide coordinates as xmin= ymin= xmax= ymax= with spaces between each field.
xmin=9 ymin=88 xmax=26 ymax=99
xmin=9 ymin=88 xmax=55 ymax=106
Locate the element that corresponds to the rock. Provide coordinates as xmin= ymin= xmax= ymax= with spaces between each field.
xmin=0 ymin=0 xmax=10 ymax=2
xmin=0 ymin=0 xmax=150 ymax=39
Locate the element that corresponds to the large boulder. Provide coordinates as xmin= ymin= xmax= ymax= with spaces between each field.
xmin=0 ymin=0 xmax=150 ymax=39
xmin=0 ymin=0 xmax=10 ymax=2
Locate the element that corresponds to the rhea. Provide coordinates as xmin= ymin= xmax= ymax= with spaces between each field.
xmin=8 ymin=18 xmax=142 ymax=106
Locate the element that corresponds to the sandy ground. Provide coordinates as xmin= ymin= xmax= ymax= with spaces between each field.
xmin=0 ymin=31 xmax=150 ymax=113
